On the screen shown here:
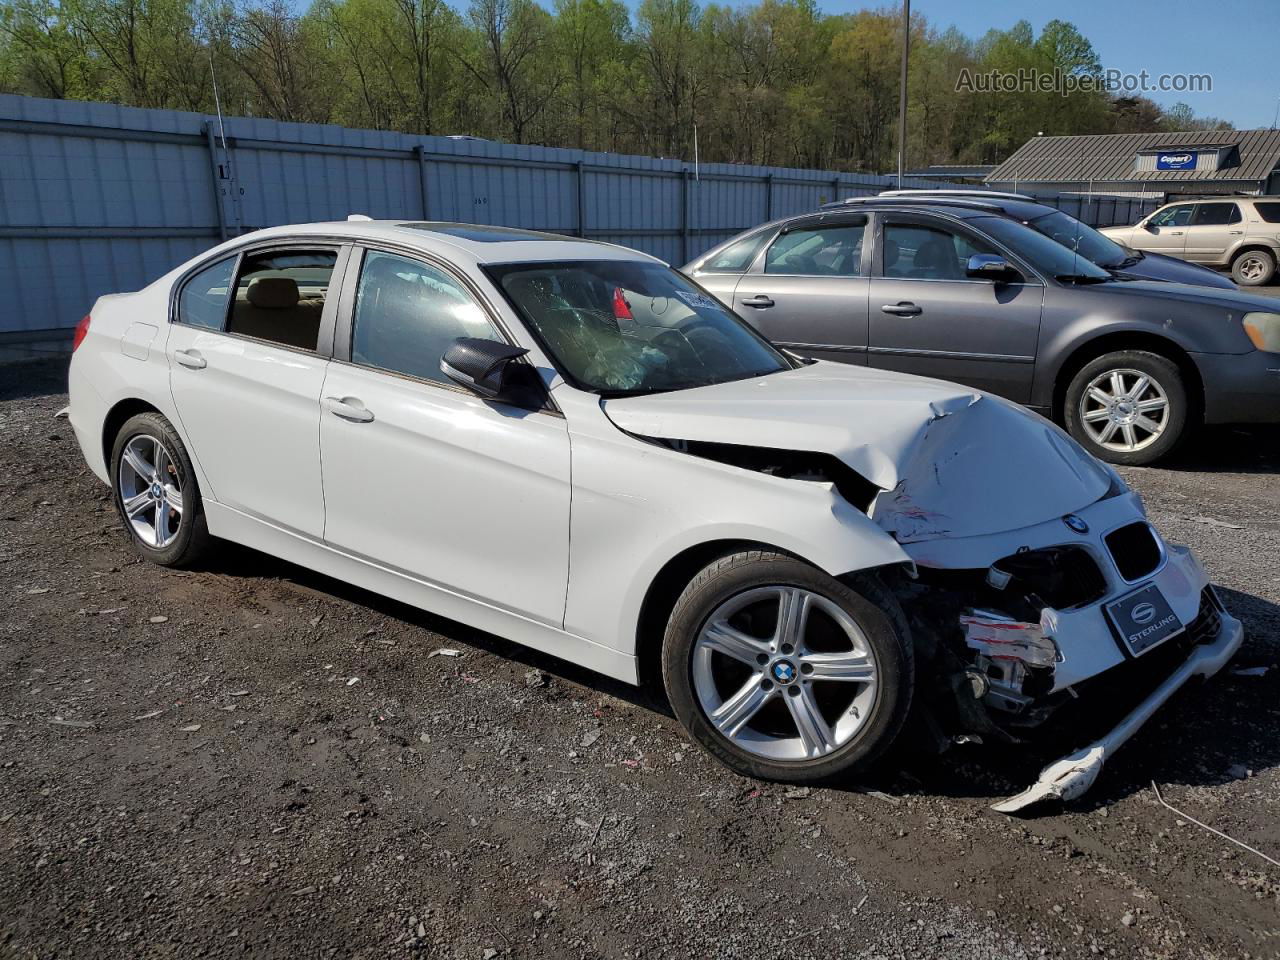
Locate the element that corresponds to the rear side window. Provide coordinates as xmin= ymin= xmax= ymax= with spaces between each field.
xmin=702 ymin=231 xmax=769 ymax=273
xmin=178 ymin=257 xmax=236 ymax=330
xmin=1254 ymin=202 xmax=1280 ymax=223
xmin=765 ymin=221 xmax=867 ymax=276
xmin=227 ymin=249 xmax=337 ymax=351
xmin=351 ymin=250 xmax=502 ymax=385
xmin=1191 ymin=203 xmax=1241 ymax=226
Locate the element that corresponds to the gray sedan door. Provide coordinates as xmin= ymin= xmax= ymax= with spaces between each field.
xmin=731 ymin=214 xmax=871 ymax=364
xmin=866 ymin=213 xmax=1044 ymax=402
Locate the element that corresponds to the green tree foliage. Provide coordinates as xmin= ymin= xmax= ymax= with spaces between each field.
xmin=0 ymin=0 xmax=1230 ymax=167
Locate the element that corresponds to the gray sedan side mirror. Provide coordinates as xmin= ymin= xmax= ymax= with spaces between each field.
xmin=441 ymin=337 xmax=544 ymax=409
xmin=965 ymin=254 xmax=1021 ymax=284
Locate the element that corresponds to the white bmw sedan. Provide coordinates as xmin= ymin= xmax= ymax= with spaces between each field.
xmin=68 ymin=220 xmax=1243 ymax=810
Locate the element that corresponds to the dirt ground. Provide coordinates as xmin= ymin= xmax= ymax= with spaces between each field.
xmin=1 ymin=358 xmax=1277 ymax=960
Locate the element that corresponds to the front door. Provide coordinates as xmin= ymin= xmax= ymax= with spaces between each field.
xmin=1181 ymin=201 xmax=1243 ymax=262
xmin=1136 ymin=204 xmax=1195 ymax=257
xmin=731 ymin=215 xmax=870 ymax=364
xmin=866 ymin=214 xmax=1044 ymax=402
xmin=318 ymin=247 xmax=571 ymax=627
xmin=166 ymin=245 xmax=341 ymax=538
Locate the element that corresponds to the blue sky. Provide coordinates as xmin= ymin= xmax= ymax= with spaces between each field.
xmin=823 ymin=0 xmax=1279 ymax=128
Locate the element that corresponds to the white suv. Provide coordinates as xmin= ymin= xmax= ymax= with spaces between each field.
xmin=1101 ymin=197 xmax=1280 ymax=285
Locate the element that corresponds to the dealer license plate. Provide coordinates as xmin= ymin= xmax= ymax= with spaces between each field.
xmin=1105 ymin=583 xmax=1184 ymax=657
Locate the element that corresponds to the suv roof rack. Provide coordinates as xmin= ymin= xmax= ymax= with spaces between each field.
xmin=820 ymin=195 xmax=1006 ymax=214
xmin=877 ymin=188 xmax=1039 ymax=202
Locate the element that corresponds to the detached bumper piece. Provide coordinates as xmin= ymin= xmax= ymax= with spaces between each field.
xmin=993 ymin=596 xmax=1243 ymax=814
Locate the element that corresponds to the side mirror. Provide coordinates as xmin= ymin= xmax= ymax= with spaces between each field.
xmin=441 ymin=337 xmax=545 ymax=409
xmin=1141 ymin=220 xmax=1157 ymax=232
xmin=965 ymin=254 xmax=1021 ymax=284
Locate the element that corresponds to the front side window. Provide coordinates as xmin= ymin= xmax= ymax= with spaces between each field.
xmin=1191 ymin=202 xmax=1242 ymax=226
xmin=490 ymin=260 xmax=791 ymax=395
xmin=765 ymin=221 xmax=866 ymax=276
xmin=352 ymin=250 xmax=502 ymax=385
xmin=228 ymin=249 xmax=337 ymax=351
xmin=1147 ymin=205 xmax=1194 ymax=227
xmin=177 ymin=257 xmax=236 ymax=330
xmin=882 ymin=222 xmax=997 ymax=280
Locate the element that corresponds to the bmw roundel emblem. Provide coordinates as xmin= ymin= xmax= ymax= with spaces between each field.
xmin=1062 ymin=514 xmax=1089 ymax=534
xmin=771 ymin=661 xmax=796 ymax=684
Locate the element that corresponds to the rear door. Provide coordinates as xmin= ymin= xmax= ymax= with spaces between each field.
xmin=730 ymin=214 xmax=871 ymax=364
xmin=166 ymin=242 xmax=345 ymax=538
xmin=1181 ymin=201 xmax=1243 ymax=262
xmin=1136 ymin=204 xmax=1194 ymax=257
xmin=865 ymin=213 xmax=1044 ymax=402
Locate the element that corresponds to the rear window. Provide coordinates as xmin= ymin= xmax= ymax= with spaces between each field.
xmin=1191 ymin=203 xmax=1241 ymax=226
xmin=178 ymin=257 xmax=236 ymax=330
xmin=1254 ymin=202 xmax=1280 ymax=223
xmin=701 ymin=231 xmax=770 ymax=273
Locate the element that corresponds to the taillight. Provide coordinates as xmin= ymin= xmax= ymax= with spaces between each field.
xmin=611 ymin=287 xmax=632 ymax=320
xmin=72 ymin=314 xmax=91 ymax=351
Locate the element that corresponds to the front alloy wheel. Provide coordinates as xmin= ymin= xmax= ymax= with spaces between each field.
xmin=1063 ymin=350 xmax=1189 ymax=466
xmin=663 ymin=551 xmax=913 ymax=784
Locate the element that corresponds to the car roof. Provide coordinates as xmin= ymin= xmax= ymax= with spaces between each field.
xmin=227 ymin=220 xmax=662 ymax=269
xmin=822 ymin=192 xmax=1059 ymax=221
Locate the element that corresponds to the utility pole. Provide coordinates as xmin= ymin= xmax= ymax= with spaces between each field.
xmin=896 ymin=0 xmax=910 ymax=188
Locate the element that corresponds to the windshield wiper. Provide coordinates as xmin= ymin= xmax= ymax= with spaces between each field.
xmin=1055 ymin=273 xmax=1110 ymax=285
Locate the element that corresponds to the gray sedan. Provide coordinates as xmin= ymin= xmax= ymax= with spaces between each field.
xmin=685 ymin=201 xmax=1280 ymax=465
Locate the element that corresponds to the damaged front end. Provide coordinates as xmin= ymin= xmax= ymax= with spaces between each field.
xmin=893 ymin=495 xmax=1243 ymax=813
xmin=602 ymin=363 xmax=1243 ymax=812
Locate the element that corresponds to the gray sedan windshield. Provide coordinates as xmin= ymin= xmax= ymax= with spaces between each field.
xmin=1029 ymin=210 xmax=1129 ymax=269
xmin=974 ymin=216 xmax=1111 ymax=281
xmin=490 ymin=260 xmax=792 ymax=395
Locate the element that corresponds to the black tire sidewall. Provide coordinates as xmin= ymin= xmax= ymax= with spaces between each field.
xmin=1063 ymin=350 xmax=1188 ymax=466
xmin=110 ymin=412 xmax=208 ymax=567
xmin=661 ymin=551 xmax=913 ymax=784
xmin=1231 ymin=249 xmax=1276 ymax=286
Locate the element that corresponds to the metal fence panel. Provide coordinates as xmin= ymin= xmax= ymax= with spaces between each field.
xmin=0 ymin=93 xmax=1156 ymax=343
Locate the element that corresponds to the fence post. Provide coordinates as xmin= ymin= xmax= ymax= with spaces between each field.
xmin=204 ymin=122 xmax=228 ymax=241
xmin=831 ymin=176 xmax=840 ymax=204
xmin=764 ymin=173 xmax=773 ymax=220
xmin=575 ymin=161 xmax=586 ymax=237
xmin=415 ymin=145 xmax=430 ymax=219
xmin=680 ymin=169 xmax=690 ymax=264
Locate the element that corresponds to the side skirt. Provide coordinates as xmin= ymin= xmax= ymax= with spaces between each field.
xmin=203 ymin=501 xmax=639 ymax=685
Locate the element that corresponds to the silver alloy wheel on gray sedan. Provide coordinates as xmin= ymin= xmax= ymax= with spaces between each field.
xmin=692 ymin=585 xmax=880 ymax=761
xmin=1077 ymin=367 xmax=1170 ymax=454
xmin=117 ymin=433 xmax=185 ymax=548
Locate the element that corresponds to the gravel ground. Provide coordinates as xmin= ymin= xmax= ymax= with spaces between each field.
xmin=1 ymin=358 xmax=1277 ymax=960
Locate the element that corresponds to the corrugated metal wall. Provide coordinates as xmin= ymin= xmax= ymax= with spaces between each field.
xmin=1 ymin=94 xmax=962 ymax=343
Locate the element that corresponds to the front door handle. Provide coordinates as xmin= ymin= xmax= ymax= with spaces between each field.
xmin=1169 ymin=231 xmax=1184 ymax=236
xmin=174 ymin=348 xmax=206 ymax=369
xmin=324 ymin=396 xmax=374 ymax=423
xmin=740 ymin=295 xmax=775 ymax=309
xmin=881 ymin=302 xmax=922 ymax=317
xmin=1229 ymin=230 xmax=1244 ymax=235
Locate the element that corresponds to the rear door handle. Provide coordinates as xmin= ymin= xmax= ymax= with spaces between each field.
xmin=324 ymin=396 xmax=374 ymax=423
xmin=740 ymin=295 xmax=775 ymax=309
xmin=174 ymin=348 xmax=206 ymax=369
xmin=881 ymin=302 xmax=922 ymax=317
xmin=1229 ymin=230 xmax=1244 ymax=235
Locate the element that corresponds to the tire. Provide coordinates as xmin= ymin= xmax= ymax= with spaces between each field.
xmin=110 ymin=411 xmax=211 ymax=567
xmin=661 ymin=550 xmax=913 ymax=784
xmin=1063 ymin=350 xmax=1189 ymax=466
xmin=1231 ymin=248 xmax=1276 ymax=286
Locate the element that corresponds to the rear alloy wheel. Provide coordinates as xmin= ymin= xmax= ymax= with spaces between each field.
xmin=111 ymin=411 xmax=210 ymax=567
xmin=1231 ymin=249 xmax=1275 ymax=286
xmin=1063 ymin=350 xmax=1188 ymax=466
xmin=662 ymin=551 xmax=912 ymax=784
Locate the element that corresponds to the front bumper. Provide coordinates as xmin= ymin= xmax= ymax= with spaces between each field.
xmin=993 ymin=605 xmax=1243 ymax=813
xmin=1192 ymin=349 xmax=1280 ymax=425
